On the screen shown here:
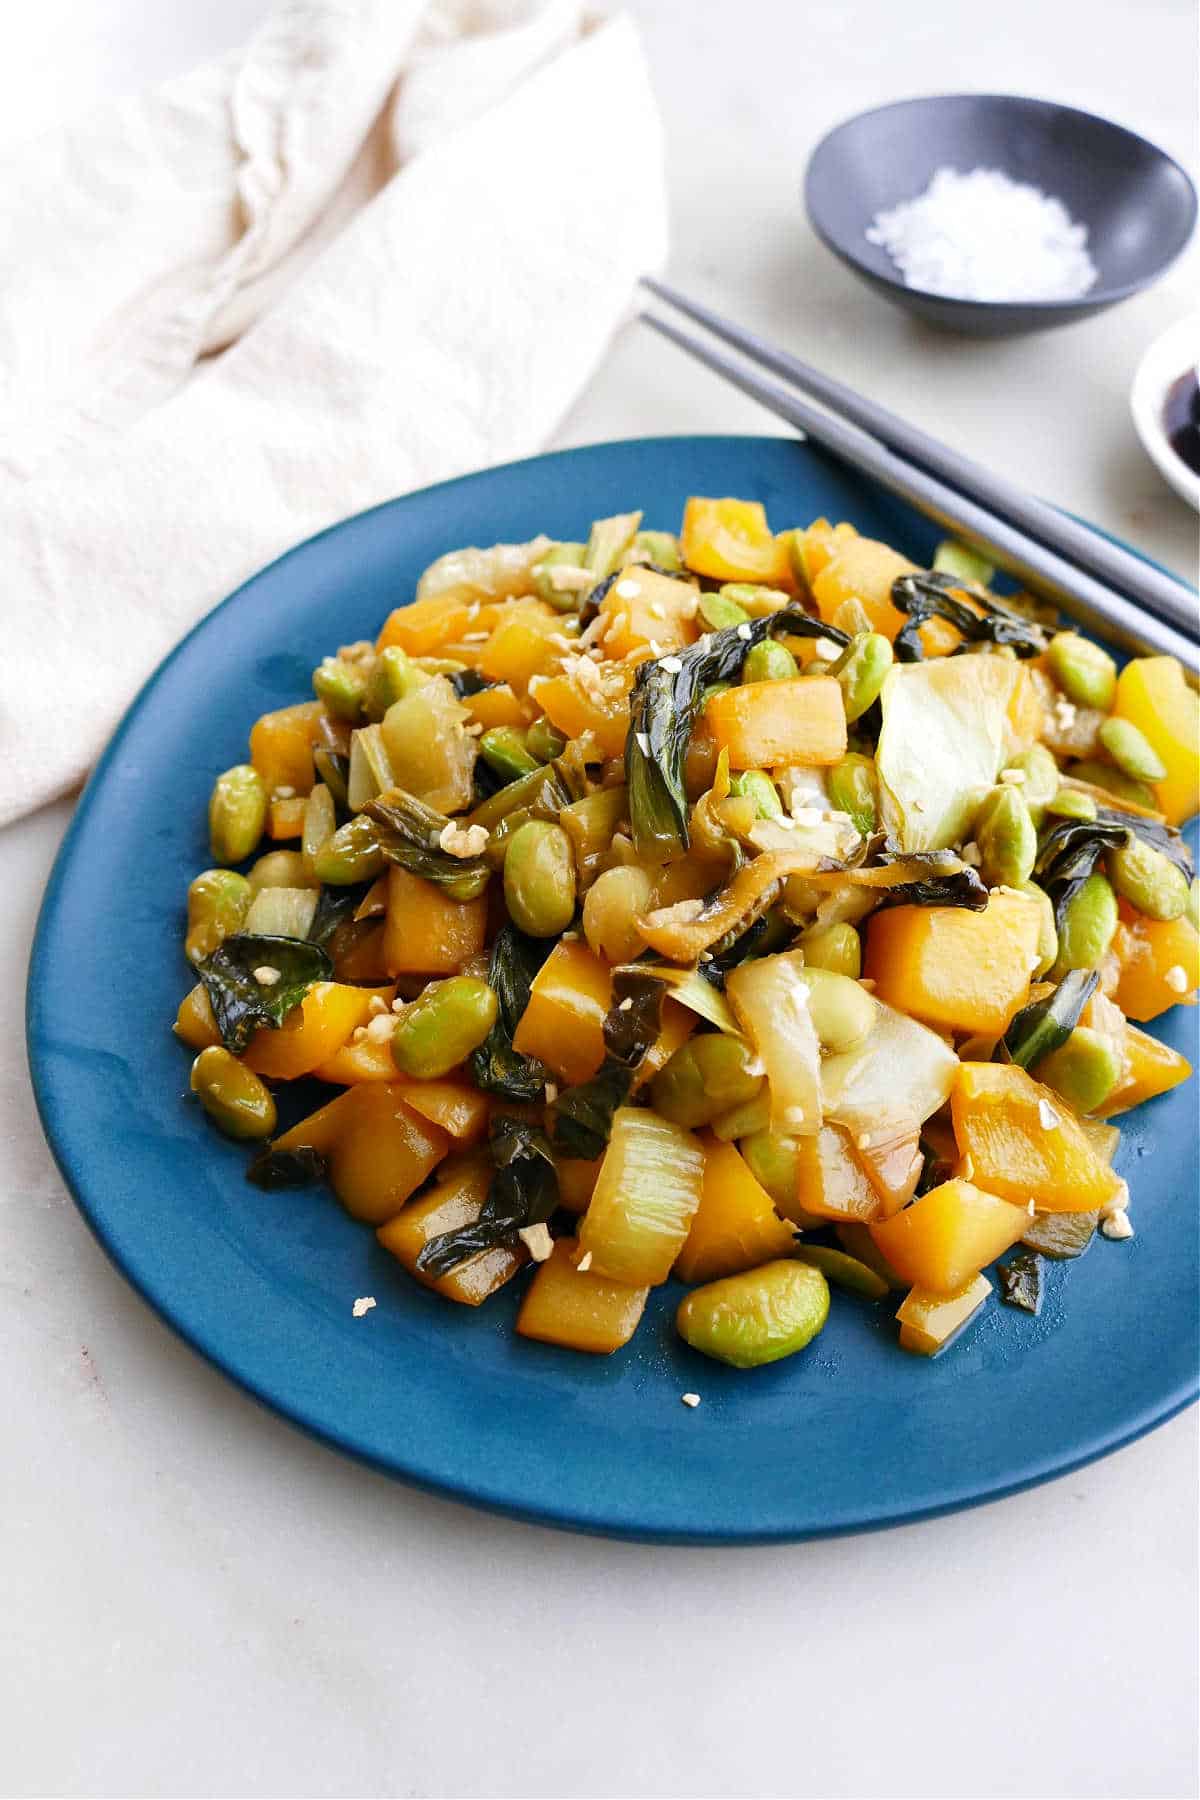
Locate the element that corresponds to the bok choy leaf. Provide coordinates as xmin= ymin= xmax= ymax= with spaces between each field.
xmin=551 ymin=968 xmax=670 ymax=1160
xmin=468 ymin=925 xmax=554 ymax=1101
xmin=890 ymin=571 xmax=1049 ymax=662
xmin=1003 ymin=968 xmax=1099 ymax=1069
xmin=415 ymin=1114 xmax=559 ymax=1277
xmin=197 ymin=934 xmax=332 ymax=1055
xmin=364 ymin=789 xmax=491 ymax=900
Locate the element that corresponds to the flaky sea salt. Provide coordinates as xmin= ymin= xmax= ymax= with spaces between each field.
xmin=866 ymin=167 xmax=1098 ymax=302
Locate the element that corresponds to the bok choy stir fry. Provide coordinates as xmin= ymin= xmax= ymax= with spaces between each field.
xmin=176 ymin=500 xmax=1199 ymax=1365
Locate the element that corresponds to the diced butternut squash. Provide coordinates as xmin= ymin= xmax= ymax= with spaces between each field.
xmin=398 ymin=1079 xmax=491 ymax=1144
xmin=276 ymin=1083 xmax=449 ymax=1223
xmin=1006 ymin=662 xmax=1045 ymax=749
xmin=376 ymin=593 xmax=475 ymax=657
xmin=792 ymin=517 xmax=858 ymax=588
xmin=174 ymin=982 xmax=221 ymax=1051
xmin=1113 ymin=655 xmax=1199 ymax=826
xmin=680 ymin=498 xmax=795 ymax=588
xmin=578 ymin=1107 xmax=706 ymax=1285
xmin=477 ymin=599 xmax=563 ymax=690
xmin=1095 ymin=1022 xmax=1192 ymax=1116
xmin=1111 ymin=912 xmax=1200 ymax=1021
xmin=864 ymin=890 xmax=1042 ymax=1034
xmin=330 ymin=921 xmax=390 ymax=984
xmin=556 ymin=1156 xmax=603 ymax=1214
xmin=249 ymin=700 xmax=324 ymax=797
xmin=516 ymin=1239 xmax=648 ymax=1353
xmin=951 ymin=1062 xmax=1123 ymax=1212
xmin=705 ymin=676 xmax=847 ymax=769
xmin=463 ymin=684 xmax=527 ymax=730
xmin=870 ymin=1178 xmax=1027 ymax=1292
xmin=596 ymin=566 xmax=699 ymax=659
xmin=382 ymin=867 xmax=488 ymax=977
xmin=377 ymin=1154 xmax=525 ymax=1303
xmin=313 ymin=1033 xmax=397 ymax=1084
xmin=512 ymin=939 xmax=612 ymax=1086
xmin=531 ymin=663 xmax=634 ymax=760
xmin=897 ymin=1274 xmax=992 ymax=1355
xmin=631 ymin=998 xmax=695 ymax=1091
xmin=812 ymin=536 xmax=959 ymax=656
xmin=267 ymin=795 xmax=306 ymax=838
xmin=852 ymin=1127 xmax=924 ymax=1218
xmin=794 ymin=1124 xmax=882 ymax=1224
xmin=243 ymin=982 xmax=380 ymax=1080
xmin=674 ymin=1137 xmax=795 ymax=1283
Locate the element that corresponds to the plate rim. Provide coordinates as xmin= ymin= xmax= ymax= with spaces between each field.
xmin=24 ymin=432 xmax=1200 ymax=1544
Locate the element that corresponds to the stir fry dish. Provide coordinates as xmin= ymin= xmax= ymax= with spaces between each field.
xmin=175 ymin=501 xmax=1199 ymax=1367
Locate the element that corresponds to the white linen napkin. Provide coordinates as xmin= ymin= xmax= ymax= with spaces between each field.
xmin=0 ymin=0 xmax=667 ymax=826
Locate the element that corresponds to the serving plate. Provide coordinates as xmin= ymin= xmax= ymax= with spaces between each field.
xmin=26 ymin=435 xmax=1199 ymax=1543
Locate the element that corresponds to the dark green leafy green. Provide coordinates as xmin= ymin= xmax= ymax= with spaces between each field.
xmin=312 ymin=747 xmax=351 ymax=812
xmin=1021 ymin=1210 xmax=1098 ymax=1259
xmin=415 ymin=1115 xmax=559 ymax=1277
xmin=197 ymin=933 xmax=333 ymax=1055
xmin=446 ymin=669 xmax=496 ymax=699
xmin=551 ymin=968 xmax=668 ymax=1159
xmin=468 ymin=924 xmax=555 ymax=1101
xmin=625 ymin=607 xmax=849 ymax=855
xmin=246 ymin=1145 xmax=327 ymax=1189
xmin=1033 ymin=808 xmax=1192 ymax=935
xmin=998 ymin=1252 xmax=1043 ymax=1313
xmin=307 ymin=880 xmax=374 ymax=949
xmin=1003 ymin=969 xmax=1099 ymax=1069
xmin=872 ymin=867 xmax=989 ymax=912
xmin=890 ymin=571 xmax=1049 ymax=662
xmin=364 ymin=788 xmax=490 ymax=900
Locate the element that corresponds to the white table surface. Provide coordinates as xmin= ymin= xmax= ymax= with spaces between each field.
xmin=2 ymin=5 xmax=1197 ymax=1798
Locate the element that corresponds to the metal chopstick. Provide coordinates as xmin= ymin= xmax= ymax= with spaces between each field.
xmin=642 ymin=276 xmax=1199 ymax=644
xmin=641 ymin=307 xmax=1199 ymax=674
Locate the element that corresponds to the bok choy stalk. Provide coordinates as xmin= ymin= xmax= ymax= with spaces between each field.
xmin=725 ymin=952 xmax=822 ymax=1137
xmin=415 ymin=1114 xmax=559 ymax=1277
xmin=889 ymin=571 xmax=1049 ymax=662
xmin=551 ymin=969 xmax=670 ymax=1160
xmin=197 ymin=934 xmax=332 ymax=1055
xmin=820 ymin=999 xmax=958 ymax=1139
xmin=874 ymin=655 xmax=1024 ymax=852
xmin=626 ymin=607 xmax=848 ymax=856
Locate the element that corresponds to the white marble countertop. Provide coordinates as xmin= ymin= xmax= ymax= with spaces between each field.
xmin=2 ymin=5 xmax=1197 ymax=1797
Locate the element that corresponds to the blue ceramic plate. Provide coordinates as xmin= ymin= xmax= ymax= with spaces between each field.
xmin=26 ymin=436 xmax=1199 ymax=1542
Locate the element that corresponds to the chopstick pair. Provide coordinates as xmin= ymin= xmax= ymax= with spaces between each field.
xmin=640 ymin=276 xmax=1200 ymax=674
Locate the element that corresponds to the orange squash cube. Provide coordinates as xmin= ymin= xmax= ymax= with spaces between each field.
xmin=376 ymin=593 xmax=475 ymax=657
xmin=556 ymin=1156 xmax=603 ymax=1214
xmin=596 ymin=566 xmax=699 ymax=660
xmin=476 ymin=600 xmax=563 ymax=690
xmin=531 ymin=664 xmax=633 ymax=760
xmin=794 ymin=1124 xmax=882 ymax=1224
xmin=516 ymin=1239 xmax=648 ymax=1353
xmin=275 ymin=1083 xmax=449 ymax=1223
xmin=1111 ymin=912 xmax=1199 ymax=1021
xmin=864 ymin=890 xmax=1042 ymax=1035
xmin=243 ymin=982 xmax=380 ymax=1080
xmin=871 ymin=1178 xmax=1028 ymax=1293
xmin=897 ymin=1274 xmax=992 ymax=1355
xmin=249 ymin=701 xmax=324 ymax=797
xmin=512 ymin=940 xmax=613 ymax=1086
xmin=704 ymin=676 xmax=847 ymax=769
xmin=377 ymin=1154 xmax=525 ymax=1303
xmin=267 ymin=795 xmax=306 ymax=839
xmin=812 ymin=536 xmax=959 ymax=657
xmin=951 ymin=1061 xmax=1123 ymax=1212
xmin=680 ymin=497 xmax=795 ymax=587
xmin=462 ymin=684 xmax=528 ymax=731
xmin=382 ymin=867 xmax=489 ymax=978
xmin=1113 ymin=655 xmax=1199 ymax=826
xmin=852 ymin=1127 xmax=924 ymax=1218
xmin=674 ymin=1137 xmax=795 ymax=1283
xmin=1095 ymin=1022 xmax=1192 ymax=1116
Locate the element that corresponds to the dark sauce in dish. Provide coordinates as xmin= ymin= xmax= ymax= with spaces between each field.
xmin=1163 ymin=369 xmax=1200 ymax=476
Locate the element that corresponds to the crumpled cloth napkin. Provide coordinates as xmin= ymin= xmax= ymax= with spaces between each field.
xmin=0 ymin=0 xmax=667 ymax=826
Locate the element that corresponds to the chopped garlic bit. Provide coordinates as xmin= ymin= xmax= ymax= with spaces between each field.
xmin=1101 ymin=1212 xmax=1135 ymax=1241
xmin=1100 ymin=1179 xmax=1130 ymax=1220
xmin=960 ymin=841 xmax=982 ymax=867
xmin=1037 ymin=1098 xmax=1061 ymax=1131
xmin=368 ymin=995 xmax=388 ymax=1016
xmin=681 ymin=1392 xmax=701 ymax=1408
xmin=617 ymin=996 xmax=634 ymax=1012
xmin=736 ymin=622 xmax=753 ymax=641
xmin=439 ymin=821 xmax=489 ymax=859
xmin=391 ymin=997 xmax=406 ymax=1014
xmin=273 ymin=785 xmax=296 ymax=800
xmin=253 ymin=965 xmax=281 ymax=986
xmin=518 ymin=1223 xmax=554 ymax=1262
xmin=576 ymin=1251 xmax=593 ymax=1273
xmin=1164 ymin=964 xmax=1190 ymax=995
xmin=544 ymin=1082 xmax=558 ymax=1103
xmin=366 ymin=1013 xmax=395 ymax=1043
xmin=352 ymin=1296 xmax=376 ymax=1318
xmin=614 ymin=578 xmax=641 ymax=599
xmin=660 ymin=655 xmax=684 ymax=674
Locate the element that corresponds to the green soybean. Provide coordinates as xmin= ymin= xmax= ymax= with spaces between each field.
xmin=677 ymin=1261 xmax=830 ymax=1368
xmin=729 ymin=769 xmax=783 ymax=819
xmin=1054 ymin=872 xmax=1119 ymax=974
xmin=1020 ymin=881 xmax=1059 ymax=979
xmin=1107 ymin=836 xmax=1190 ymax=921
xmin=248 ymin=848 xmax=316 ymax=891
xmin=742 ymin=639 xmax=798 ymax=683
xmin=1046 ymin=633 xmax=1117 ymax=710
xmin=185 ymin=870 xmax=251 ymax=963
xmin=1067 ymin=760 xmax=1157 ymax=811
xmin=312 ymin=656 xmax=367 ymax=722
xmin=1045 ymin=789 xmax=1098 ymax=822
xmin=1097 ymin=717 xmax=1168 ymax=784
xmin=792 ymin=1243 xmax=889 ymax=1301
xmin=526 ymin=717 xmax=567 ymax=762
xmin=365 ymin=647 xmax=424 ymax=719
xmin=799 ymin=920 xmax=862 ymax=979
xmin=502 ymin=820 xmax=576 ymax=937
xmin=829 ymin=632 xmax=893 ymax=722
xmin=651 ymin=1035 xmax=764 ymax=1130
xmin=1034 ymin=1028 xmax=1122 ymax=1115
xmin=828 ymin=752 xmax=878 ymax=837
xmin=479 ymin=726 xmax=539 ymax=783
xmin=975 ymin=786 xmax=1037 ymax=888
xmin=633 ymin=530 xmax=681 ymax=571
xmin=698 ymin=592 xmax=749 ymax=631
xmin=802 ymin=967 xmax=876 ymax=1052
xmin=190 ymin=1047 xmax=277 ymax=1141
xmin=313 ymin=815 xmax=386 ymax=885
xmin=1003 ymin=744 xmax=1059 ymax=819
xmin=1187 ymin=877 xmax=1200 ymax=934
xmin=391 ymin=977 xmax=499 ymax=1080
xmin=209 ymin=764 xmax=267 ymax=866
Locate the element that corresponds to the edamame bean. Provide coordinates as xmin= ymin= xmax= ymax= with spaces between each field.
xmin=799 ymin=920 xmax=862 ymax=979
xmin=792 ymin=1243 xmax=889 ymax=1300
xmin=190 ymin=1046 xmax=277 ymax=1141
xmin=975 ymin=786 xmax=1037 ymax=888
xmin=1034 ymin=1027 xmax=1122 ymax=1115
xmin=312 ymin=656 xmax=367 ymax=722
xmin=729 ymin=770 xmax=783 ymax=820
xmin=313 ymin=815 xmax=386 ymax=885
xmin=697 ymin=593 xmax=749 ymax=631
xmin=301 ymin=783 xmax=336 ymax=881
xmin=185 ymin=870 xmax=251 ymax=963
xmin=502 ymin=820 xmax=576 ymax=937
xmin=719 ymin=584 xmax=788 ymax=617
xmin=390 ymin=977 xmax=499 ymax=1079
xmin=1003 ymin=744 xmax=1059 ymax=818
xmin=365 ymin=647 xmax=424 ymax=719
xmin=209 ymin=764 xmax=267 ymax=865
xmin=828 ymin=752 xmax=878 ymax=837
xmin=248 ymin=848 xmax=316 ymax=891
xmin=531 ymin=542 xmax=588 ymax=609
xmin=1107 ymin=836 xmax=1190 ymax=921
xmin=1054 ymin=872 xmax=1118 ymax=974
xmin=801 ymin=967 xmax=876 ymax=1052
xmin=633 ymin=530 xmax=681 ymax=570
xmin=582 ymin=865 xmax=655 ymax=963
xmin=1097 ymin=716 xmax=1168 ymax=784
xmin=1067 ymin=760 xmax=1157 ymax=811
xmin=1046 ymin=633 xmax=1117 ymax=710
xmin=742 ymin=639 xmax=798 ymax=683
xmin=1020 ymin=881 xmax=1059 ymax=978
xmin=479 ymin=726 xmax=539 ymax=783
xmin=829 ymin=632 xmax=893 ymax=722
xmin=1187 ymin=877 xmax=1200 ymax=934
xmin=651 ymin=1035 xmax=764 ymax=1130
xmin=526 ymin=717 xmax=567 ymax=762
xmin=1045 ymin=789 xmax=1097 ymax=822
xmin=676 ymin=1261 xmax=830 ymax=1368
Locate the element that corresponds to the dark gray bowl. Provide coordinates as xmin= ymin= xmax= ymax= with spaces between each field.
xmin=805 ymin=94 xmax=1197 ymax=335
